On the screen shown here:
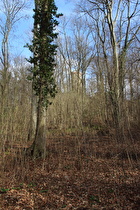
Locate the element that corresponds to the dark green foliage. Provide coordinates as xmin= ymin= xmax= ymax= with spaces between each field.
xmin=27 ymin=0 xmax=62 ymax=107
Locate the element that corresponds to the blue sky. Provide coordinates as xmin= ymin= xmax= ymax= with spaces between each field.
xmin=6 ymin=0 xmax=75 ymax=59
xmin=55 ymin=0 xmax=75 ymax=16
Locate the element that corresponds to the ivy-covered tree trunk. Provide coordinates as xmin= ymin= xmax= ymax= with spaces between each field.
xmin=26 ymin=0 xmax=61 ymax=158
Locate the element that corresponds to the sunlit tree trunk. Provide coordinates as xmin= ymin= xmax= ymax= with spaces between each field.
xmin=79 ymin=0 xmax=140 ymax=140
xmin=26 ymin=0 xmax=61 ymax=158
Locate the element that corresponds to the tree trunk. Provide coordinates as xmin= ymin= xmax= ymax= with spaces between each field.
xmin=25 ymin=0 xmax=60 ymax=158
xmin=27 ymin=96 xmax=47 ymax=158
xmin=28 ymin=89 xmax=37 ymax=142
xmin=33 ymin=105 xmax=47 ymax=158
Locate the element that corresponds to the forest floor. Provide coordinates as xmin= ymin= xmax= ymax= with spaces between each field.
xmin=0 ymin=128 xmax=140 ymax=209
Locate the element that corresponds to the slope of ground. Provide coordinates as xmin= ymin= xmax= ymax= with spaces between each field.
xmin=0 ymin=129 xmax=140 ymax=209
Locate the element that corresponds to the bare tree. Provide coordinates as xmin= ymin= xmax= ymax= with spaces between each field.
xmin=77 ymin=0 xmax=140 ymax=140
xmin=56 ymin=16 xmax=94 ymax=93
xmin=71 ymin=17 xmax=95 ymax=93
xmin=0 ymin=0 xmax=28 ymax=113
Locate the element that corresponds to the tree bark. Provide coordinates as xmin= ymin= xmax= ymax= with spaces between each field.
xmin=26 ymin=95 xmax=47 ymax=158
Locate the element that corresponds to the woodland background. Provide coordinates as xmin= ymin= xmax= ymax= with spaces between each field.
xmin=0 ymin=0 xmax=140 ymax=209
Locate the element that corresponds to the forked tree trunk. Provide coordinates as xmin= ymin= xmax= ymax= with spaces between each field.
xmin=33 ymin=108 xmax=46 ymax=158
xmin=25 ymin=0 xmax=60 ymax=157
xmin=27 ymin=96 xmax=47 ymax=158
xmin=34 ymin=93 xmax=47 ymax=157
